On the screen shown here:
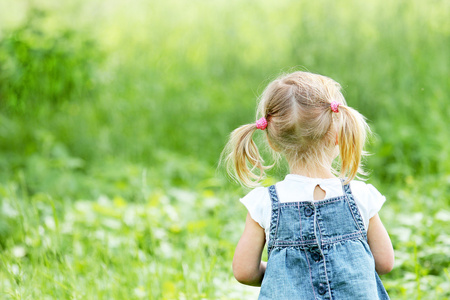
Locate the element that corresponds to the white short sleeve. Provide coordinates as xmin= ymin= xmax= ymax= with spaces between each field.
xmin=350 ymin=181 xmax=386 ymax=229
xmin=365 ymin=184 xmax=386 ymax=219
xmin=239 ymin=187 xmax=271 ymax=230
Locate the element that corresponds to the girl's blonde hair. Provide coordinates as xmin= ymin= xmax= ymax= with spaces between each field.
xmin=222 ymin=71 xmax=370 ymax=187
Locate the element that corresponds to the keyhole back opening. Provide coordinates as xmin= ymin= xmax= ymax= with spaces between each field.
xmin=313 ymin=184 xmax=326 ymax=201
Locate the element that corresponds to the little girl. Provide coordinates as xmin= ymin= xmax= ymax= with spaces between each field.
xmin=223 ymin=71 xmax=394 ymax=299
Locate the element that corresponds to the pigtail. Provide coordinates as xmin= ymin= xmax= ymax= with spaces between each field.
xmin=221 ymin=123 xmax=269 ymax=187
xmin=337 ymin=105 xmax=370 ymax=184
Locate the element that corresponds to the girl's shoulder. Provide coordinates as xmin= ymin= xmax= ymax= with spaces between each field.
xmin=241 ymin=186 xmax=268 ymax=201
xmin=349 ymin=180 xmax=385 ymax=203
xmin=349 ymin=180 xmax=386 ymax=225
xmin=239 ymin=186 xmax=271 ymax=229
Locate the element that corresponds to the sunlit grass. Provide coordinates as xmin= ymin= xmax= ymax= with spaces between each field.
xmin=0 ymin=177 xmax=258 ymax=299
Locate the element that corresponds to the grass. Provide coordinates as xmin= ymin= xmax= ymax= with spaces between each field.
xmin=0 ymin=0 xmax=449 ymax=299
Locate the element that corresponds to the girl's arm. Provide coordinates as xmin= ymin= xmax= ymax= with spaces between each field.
xmin=367 ymin=213 xmax=395 ymax=275
xmin=232 ymin=213 xmax=267 ymax=286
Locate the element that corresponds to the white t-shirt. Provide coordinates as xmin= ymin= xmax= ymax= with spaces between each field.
xmin=240 ymin=174 xmax=386 ymax=242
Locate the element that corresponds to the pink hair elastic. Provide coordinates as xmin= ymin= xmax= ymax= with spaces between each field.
xmin=256 ymin=117 xmax=268 ymax=130
xmin=330 ymin=101 xmax=340 ymax=113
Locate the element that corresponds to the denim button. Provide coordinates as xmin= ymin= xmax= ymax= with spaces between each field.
xmin=311 ymin=252 xmax=320 ymax=262
xmin=318 ymin=283 xmax=326 ymax=295
xmin=304 ymin=207 xmax=313 ymax=217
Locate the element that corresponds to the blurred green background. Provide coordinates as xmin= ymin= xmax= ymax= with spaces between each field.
xmin=0 ymin=0 xmax=449 ymax=299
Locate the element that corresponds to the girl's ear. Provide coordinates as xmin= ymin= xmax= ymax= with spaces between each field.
xmin=335 ymin=132 xmax=339 ymax=146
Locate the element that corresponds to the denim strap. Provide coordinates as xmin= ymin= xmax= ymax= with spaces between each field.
xmin=267 ymin=185 xmax=279 ymax=257
xmin=342 ymin=181 xmax=368 ymax=239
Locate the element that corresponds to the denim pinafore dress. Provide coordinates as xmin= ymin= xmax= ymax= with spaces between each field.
xmin=259 ymin=182 xmax=389 ymax=299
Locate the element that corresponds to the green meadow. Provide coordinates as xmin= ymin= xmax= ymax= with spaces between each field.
xmin=0 ymin=0 xmax=449 ymax=299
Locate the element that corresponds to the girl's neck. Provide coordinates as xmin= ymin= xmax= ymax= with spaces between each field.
xmin=289 ymin=164 xmax=335 ymax=179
